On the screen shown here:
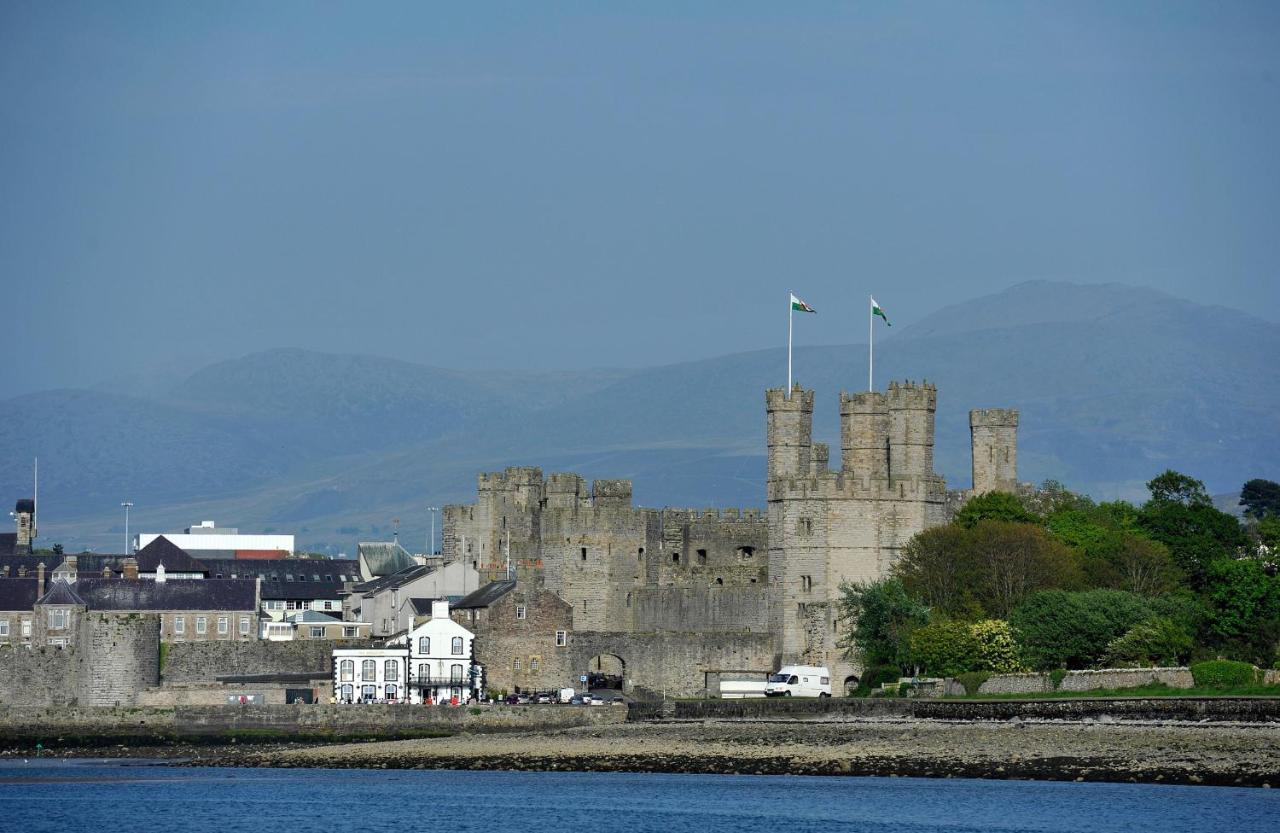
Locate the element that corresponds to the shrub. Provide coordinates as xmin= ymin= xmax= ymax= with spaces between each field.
xmin=861 ymin=664 xmax=901 ymax=692
xmin=1049 ymin=669 xmax=1067 ymax=690
xmin=908 ymin=620 xmax=978 ymax=677
xmin=956 ymin=671 xmax=991 ymax=696
xmin=1010 ymin=589 xmax=1152 ymax=670
xmin=1103 ymin=617 xmax=1193 ymax=667
xmin=1190 ymin=660 xmax=1261 ymax=688
xmin=969 ymin=620 xmax=1024 ymax=673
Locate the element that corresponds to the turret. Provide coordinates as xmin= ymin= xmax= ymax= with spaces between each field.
xmin=840 ymin=391 xmax=889 ymax=481
xmin=970 ymin=408 xmax=1019 ymax=494
xmin=13 ymin=498 xmax=34 ymax=554
xmin=766 ymin=385 xmax=814 ymax=481
xmin=887 ymin=381 xmax=937 ymax=481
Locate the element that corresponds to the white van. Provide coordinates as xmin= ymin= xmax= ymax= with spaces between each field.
xmin=764 ymin=665 xmax=832 ymax=698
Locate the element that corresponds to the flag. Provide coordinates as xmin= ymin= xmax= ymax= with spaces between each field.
xmin=791 ymin=293 xmax=816 ymax=313
xmin=871 ymin=296 xmax=891 ymax=326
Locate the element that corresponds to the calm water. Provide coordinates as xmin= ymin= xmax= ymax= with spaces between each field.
xmin=0 ymin=761 xmax=1277 ymax=833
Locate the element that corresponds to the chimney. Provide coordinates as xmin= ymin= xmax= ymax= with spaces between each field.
xmin=431 ymin=599 xmax=450 ymax=620
xmin=18 ymin=565 xmax=27 ymax=577
xmin=36 ymin=562 xmax=46 ymax=597
xmin=123 ymin=558 xmax=139 ymax=580
xmin=66 ymin=554 xmax=78 ymax=583
xmin=155 ymin=563 xmax=167 ymax=583
xmin=1 ymin=565 xmax=8 ymax=578
xmin=101 ymin=565 xmax=112 ymax=578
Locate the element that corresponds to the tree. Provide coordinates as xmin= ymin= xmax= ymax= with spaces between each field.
xmin=907 ymin=620 xmax=978 ymax=677
xmin=1146 ymin=470 xmax=1212 ymax=508
xmin=1240 ymin=479 xmax=1280 ymax=520
xmin=1201 ymin=559 xmax=1280 ymax=665
xmin=1082 ymin=533 xmax=1181 ymax=597
xmin=1138 ymin=498 xmax=1245 ymax=588
xmin=1104 ymin=617 xmax=1193 ymax=667
xmin=967 ymin=520 xmax=1081 ymax=618
xmin=1010 ymin=589 xmax=1152 ymax=670
xmin=836 ymin=578 xmax=929 ymax=671
xmin=893 ymin=525 xmax=974 ymax=617
xmin=954 ymin=491 xmax=1038 ymax=529
xmin=968 ymin=619 xmax=1024 ymax=673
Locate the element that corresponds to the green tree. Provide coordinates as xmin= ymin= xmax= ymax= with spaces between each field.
xmin=893 ymin=525 xmax=975 ymax=618
xmin=1202 ymin=559 xmax=1280 ymax=665
xmin=1081 ymin=533 xmax=1181 ymax=597
xmin=1240 ymin=479 xmax=1280 ymax=519
xmin=1146 ymin=470 xmax=1212 ymax=508
xmin=1138 ymin=499 xmax=1245 ymax=587
xmin=968 ymin=619 xmax=1024 ymax=673
xmin=1103 ymin=617 xmax=1193 ymax=667
xmin=967 ymin=520 xmax=1081 ymax=618
xmin=907 ymin=620 xmax=978 ymax=677
xmin=837 ymin=578 xmax=929 ymax=671
xmin=1010 ymin=589 xmax=1152 ymax=670
xmin=954 ymin=491 xmax=1038 ymax=529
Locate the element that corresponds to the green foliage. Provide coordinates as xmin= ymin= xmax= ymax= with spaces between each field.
xmin=967 ymin=521 xmax=1082 ymax=617
xmin=908 ymin=621 xmax=978 ymax=677
xmin=1190 ymin=660 xmax=1262 ymax=688
xmin=1103 ymin=617 xmax=1193 ymax=667
xmin=954 ymin=492 xmax=1038 ymax=529
xmin=837 ymin=579 xmax=928 ymax=671
xmin=1010 ymin=589 xmax=1153 ymax=670
xmin=1138 ymin=497 xmax=1245 ymax=587
xmin=1240 ymin=479 xmax=1280 ymax=519
xmin=1022 ymin=480 xmax=1093 ymax=517
xmin=895 ymin=525 xmax=974 ymax=617
xmin=956 ymin=672 xmax=991 ymax=696
xmin=1201 ymin=559 xmax=1280 ymax=665
xmin=158 ymin=642 xmax=169 ymax=675
xmin=1256 ymin=517 xmax=1280 ymax=550
xmin=1049 ymin=669 xmax=1068 ymax=690
xmin=860 ymin=664 xmax=903 ymax=693
xmin=968 ymin=620 xmax=1024 ymax=673
xmin=1146 ymin=470 xmax=1213 ymax=508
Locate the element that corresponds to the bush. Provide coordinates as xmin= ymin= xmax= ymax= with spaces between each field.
xmin=1104 ymin=617 xmax=1193 ymax=667
xmin=969 ymin=620 xmax=1024 ymax=673
xmin=908 ymin=620 xmax=978 ymax=677
xmin=956 ymin=671 xmax=991 ymax=696
xmin=1010 ymin=589 xmax=1152 ymax=670
xmin=1190 ymin=660 xmax=1261 ymax=688
xmin=1049 ymin=669 xmax=1067 ymax=690
xmin=861 ymin=664 xmax=901 ymax=692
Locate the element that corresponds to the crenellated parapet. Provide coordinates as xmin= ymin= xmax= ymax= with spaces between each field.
xmin=765 ymin=385 xmax=815 ymax=481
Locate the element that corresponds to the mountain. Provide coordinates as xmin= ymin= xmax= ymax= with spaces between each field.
xmin=3 ymin=281 xmax=1276 ymax=554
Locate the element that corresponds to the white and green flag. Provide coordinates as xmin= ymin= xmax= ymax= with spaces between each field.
xmin=871 ymin=296 xmax=891 ymax=326
xmin=791 ymin=293 xmax=816 ymax=313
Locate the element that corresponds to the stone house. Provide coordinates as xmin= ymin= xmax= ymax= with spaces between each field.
xmin=451 ymin=580 xmax=574 ymax=695
xmin=261 ymin=610 xmax=371 ymax=641
xmin=345 ymin=560 xmax=481 ymax=638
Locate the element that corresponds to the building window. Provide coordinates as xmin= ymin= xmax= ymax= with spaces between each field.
xmin=555 ymin=630 xmax=567 ymax=647
xmin=362 ymin=659 xmax=377 ymax=681
xmin=450 ymin=663 xmax=464 ymax=683
xmin=419 ymin=636 xmax=430 ymax=655
xmin=798 ymin=517 xmax=813 ymax=535
xmin=310 ymin=626 xmax=325 ymax=638
xmin=581 ymin=547 xmax=588 ymax=561
xmin=697 ymin=549 xmax=707 ymax=565
xmin=49 ymin=638 xmax=67 ymax=648
xmin=21 ymin=619 xmax=31 ymax=638
xmin=218 ymin=616 xmax=229 ymax=635
xmin=418 ymin=664 xmax=431 ymax=683
xmin=385 ymin=684 xmax=398 ymax=700
xmin=637 ymin=547 xmax=645 ymax=561
xmin=48 ymin=609 xmax=67 ymax=630
xmin=340 ymin=684 xmax=353 ymax=702
xmin=343 ymin=626 xmax=357 ymax=638
xmin=451 ymin=636 xmax=464 ymax=655
xmin=514 ymin=658 xmax=522 ymax=672
xmin=672 ymin=552 xmax=680 ymax=564
xmin=516 ymin=605 xmax=526 ymax=620
xmin=196 ymin=617 xmax=207 ymax=634
xmin=385 ymin=660 xmax=399 ymax=682
xmin=340 ymin=660 xmax=354 ymax=682
xmin=174 ymin=617 xmax=185 ymax=635
xmin=0 ymin=620 xmax=9 ymax=637
xmin=738 ymin=546 xmax=754 ymax=560
xmin=530 ymin=658 xmax=540 ymax=672
xmin=801 ymin=575 xmax=813 ymax=592
xmin=240 ymin=617 xmax=250 ymax=635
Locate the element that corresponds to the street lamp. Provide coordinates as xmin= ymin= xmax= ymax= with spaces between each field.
xmin=427 ymin=506 xmax=439 ymax=556
xmin=120 ymin=502 xmax=134 ymax=554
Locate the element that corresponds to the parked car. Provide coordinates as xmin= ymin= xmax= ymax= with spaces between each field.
xmin=612 ymin=696 xmax=626 ymax=704
xmin=504 ymin=694 xmax=520 ymax=705
xmin=588 ymin=695 xmax=605 ymax=706
xmin=535 ymin=693 xmax=552 ymax=704
xmin=568 ymin=696 xmax=585 ymax=705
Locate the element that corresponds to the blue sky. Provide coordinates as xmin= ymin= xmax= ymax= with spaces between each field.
xmin=2 ymin=2 xmax=1277 ymax=395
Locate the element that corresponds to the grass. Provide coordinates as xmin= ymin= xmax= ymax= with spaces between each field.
xmin=942 ymin=682 xmax=1280 ymax=700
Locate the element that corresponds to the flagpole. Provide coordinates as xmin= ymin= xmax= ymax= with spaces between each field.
xmin=868 ymin=295 xmax=873 ymax=393
xmin=787 ymin=293 xmax=793 ymax=398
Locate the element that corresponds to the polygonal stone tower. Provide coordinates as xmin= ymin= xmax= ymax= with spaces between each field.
xmin=970 ymin=408 xmax=1019 ymax=494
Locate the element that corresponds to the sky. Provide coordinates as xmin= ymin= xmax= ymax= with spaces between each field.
xmin=2 ymin=2 xmax=1278 ymax=396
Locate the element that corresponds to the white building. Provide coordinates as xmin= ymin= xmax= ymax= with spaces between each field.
xmin=136 ymin=521 xmax=294 ymax=558
xmin=333 ymin=600 xmax=482 ymax=704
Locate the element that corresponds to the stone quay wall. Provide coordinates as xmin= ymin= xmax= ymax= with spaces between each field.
xmin=973 ymin=667 xmax=1195 ymax=696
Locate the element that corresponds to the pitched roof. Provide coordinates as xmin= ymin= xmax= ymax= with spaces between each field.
xmin=134 ymin=536 xmax=208 ymax=575
xmin=0 ymin=533 xmax=16 ymax=558
xmin=352 ymin=564 xmax=432 ymax=595
xmin=0 ymin=553 xmax=45 ymax=576
xmin=453 ymin=580 xmax=517 ymax=610
xmin=36 ymin=580 xmax=86 ymax=606
xmin=407 ymin=597 xmax=437 ymax=616
xmin=199 ymin=558 xmax=362 ymax=584
xmin=51 ymin=553 xmax=126 ymax=576
xmin=357 ymin=541 xmax=416 ymax=578
xmin=287 ymin=610 xmax=343 ymax=624
xmin=73 ymin=577 xmax=257 ymax=611
xmin=0 ymin=577 xmax=39 ymax=612
xmin=258 ymin=580 xmax=345 ymax=601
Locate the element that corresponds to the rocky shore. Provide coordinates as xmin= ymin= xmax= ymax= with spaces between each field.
xmin=199 ymin=717 xmax=1280 ymax=787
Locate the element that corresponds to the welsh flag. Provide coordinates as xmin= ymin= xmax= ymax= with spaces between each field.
xmin=791 ymin=293 xmax=816 ymax=313
xmin=871 ymin=296 xmax=891 ymax=326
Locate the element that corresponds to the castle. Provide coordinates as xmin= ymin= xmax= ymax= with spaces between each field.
xmin=442 ymin=381 xmax=1019 ymax=695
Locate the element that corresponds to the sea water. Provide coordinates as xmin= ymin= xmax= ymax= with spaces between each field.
xmin=0 ymin=761 xmax=1276 ymax=833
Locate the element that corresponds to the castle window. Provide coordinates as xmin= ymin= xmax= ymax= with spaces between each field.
xmin=697 ymin=549 xmax=707 ymax=565
xmin=514 ymin=658 xmax=522 ymax=671
xmin=217 ymin=616 xmax=229 ymax=634
xmin=738 ymin=546 xmax=754 ymax=560
xmin=801 ymin=575 xmax=813 ymax=592
xmin=47 ymin=609 xmax=67 ymax=630
xmin=516 ymin=605 xmax=527 ymax=620
xmin=174 ymin=617 xmax=185 ymax=635
xmin=21 ymin=619 xmax=31 ymax=638
xmin=797 ymin=603 xmax=808 ymax=620
xmin=0 ymin=620 xmax=8 ymax=637
xmin=240 ymin=617 xmax=250 ymax=635
xmin=530 ymin=658 xmax=540 ymax=672
xmin=750 ymin=578 xmax=757 ymax=584
xmin=556 ymin=630 xmax=567 ymax=647
xmin=626 ymin=592 xmax=632 ymax=608
xmin=798 ymin=517 xmax=813 ymax=535
xmin=638 ymin=547 xmax=645 ymax=561
xmin=715 ymin=577 xmax=724 ymax=585
xmin=672 ymin=552 xmax=680 ymax=564
xmin=581 ymin=547 xmax=588 ymax=561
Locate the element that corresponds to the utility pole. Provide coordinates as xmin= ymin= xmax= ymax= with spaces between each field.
xmin=427 ymin=506 xmax=439 ymax=556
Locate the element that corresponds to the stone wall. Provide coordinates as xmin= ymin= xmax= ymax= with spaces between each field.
xmin=974 ymin=667 xmax=1194 ymax=696
xmin=162 ymin=638 xmax=372 ymax=683
xmin=568 ymin=631 xmax=776 ymax=699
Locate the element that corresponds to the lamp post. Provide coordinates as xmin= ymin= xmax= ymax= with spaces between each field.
xmin=121 ymin=502 xmax=134 ymax=554
xmin=427 ymin=506 xmax=439 ymax=556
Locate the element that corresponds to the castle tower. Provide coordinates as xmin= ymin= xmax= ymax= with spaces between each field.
xmin=887 ymin=382 xmax=937 ymax=481
xmin=765 ymin=385 xmax=814 ymax=481
xmin=970 ymin=408 xmax=1019 ymax=494
xmin=13 ymin=498 xmax=34 ymax=554
xmin=839 ymin=391 xmax=888 ymax=482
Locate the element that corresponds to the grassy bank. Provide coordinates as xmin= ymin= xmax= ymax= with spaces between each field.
xmin=937 ymin=682 xmax=1280 ymax=700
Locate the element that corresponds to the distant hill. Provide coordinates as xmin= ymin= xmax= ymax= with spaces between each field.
xmin=3 ymin=281 xmax=1276 ymax=554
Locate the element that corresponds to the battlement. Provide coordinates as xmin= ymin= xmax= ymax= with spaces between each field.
xmin=970 ymin=408 xmax=1019 ymax=428
xmin=767 ymin=470 xmax=948 ymax=503
xmin=765 ymin=384 xmax=815 ymax=411
xmin=478 ymin=466 xmax=545 ymax=491
xmin=659 ymin=507 xmax=765 ymax=523
xmin=886 ymin=380 xmax=937 ymax=411
xmin=591 ymin=479 xmax=633 ymax=508
xmin=839 ymin=390 xmax=888 ymax=414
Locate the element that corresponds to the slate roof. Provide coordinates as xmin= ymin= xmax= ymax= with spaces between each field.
xmin=51 ymin=554 xmax=126 ymax=576
xmin=0 ymin=554 xmax=45 ymax=576
xmin=199 ymin=558 xmax=362 ymax=584
xmin=453 ymin=580 xmax=517 ymax=610
xmin=0 ymin=533 xmax=17 ymax=558
xmin=14 ymin=499 xmax=34 ymax=514
xmin=36 ymin=580 xmax=86 ymax=606
xmin=0 ymin=577 xmax=39 ymax=612
xmin=407 ymin=597 xmax=438 ymax=616
xmin=134 ymin=536 xmax=208 ymax=574
xmin=358 ymin=541 xmax=416 ymax=578
xmin=73 ymin=578 xmax=257 ymax=611
xmin=352 ymin=564 xmax=433 ymax=595
xmin=258 ymin=580 xmax=345 ymax=601
xmin=287 ymin=610 xmax=343 ymax=624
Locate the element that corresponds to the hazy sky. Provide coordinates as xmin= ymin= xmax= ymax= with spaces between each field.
xmin=2 ymin=2 xmax=1277 ymax=396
